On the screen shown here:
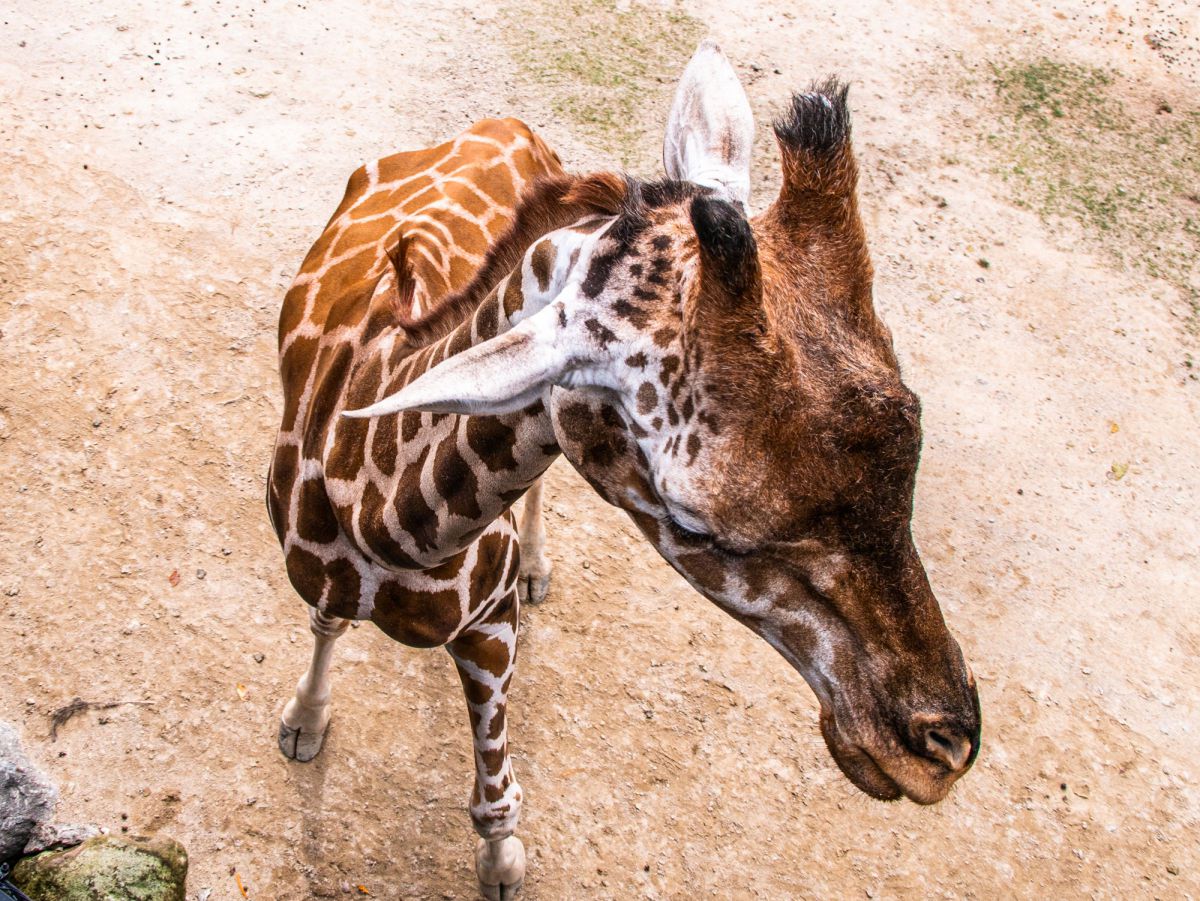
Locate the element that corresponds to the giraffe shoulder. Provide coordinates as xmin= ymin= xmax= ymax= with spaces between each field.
xmin=465 ymin=116 xmax=539 ymax=146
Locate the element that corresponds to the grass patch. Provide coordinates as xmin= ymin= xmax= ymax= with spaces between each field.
xmin=984 ymin=58 xmax=1200 ymax=326
xmin=498 ymin=0 xmax=704 ymax=167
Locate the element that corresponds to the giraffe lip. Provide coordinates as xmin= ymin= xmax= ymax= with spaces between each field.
xmin=819 ymin=712 xmax=904 ymax=801
xmin=818 ymin=709 xmax=964 ymax=805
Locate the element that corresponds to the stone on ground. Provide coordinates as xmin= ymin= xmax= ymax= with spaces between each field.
xmin=0 ymin=721 xmax=58 ymax=862
xmin=11 ymin=835 xmax=188 ymax=901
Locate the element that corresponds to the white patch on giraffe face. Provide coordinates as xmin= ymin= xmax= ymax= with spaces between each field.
xmin=759 ymin=621 xmax=835 ymax=708
xmin=647 ymin=523 xmax=843 ymax=709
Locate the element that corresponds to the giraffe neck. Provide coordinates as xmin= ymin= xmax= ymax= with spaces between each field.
xmin=326 ymin=223 xmax=603 ymax=570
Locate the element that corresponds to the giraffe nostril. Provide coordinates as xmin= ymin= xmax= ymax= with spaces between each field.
xmin=922 ymin=724 xmax=973 ymax=772
xmin=927 ymin=729 xmax=953 ymax=754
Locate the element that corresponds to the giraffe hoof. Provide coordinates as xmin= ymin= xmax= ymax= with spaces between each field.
xmin=517 ymin=555 xmax=552 ymax=606
xmin=476 ymin=836 xmax=525 ymax=900
xmin=517 ymin=572 xmax=551 ymax=606
xmin=478 ymin=878 xmax=523 ymax=901
xmin=277 ymin=718 xmax=329 ymax=762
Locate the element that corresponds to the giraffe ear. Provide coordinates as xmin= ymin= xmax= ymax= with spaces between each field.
xmin=343 ymin=305 xmax=579 ymax=418
xmin=663 ymin=39 xmax=754 ymax=209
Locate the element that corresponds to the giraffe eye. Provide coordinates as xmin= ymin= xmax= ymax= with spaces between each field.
xmin=670 ymin=516 xmax=710 ymax=539
xmin=664 ymin=504 xmax=712 ymax=540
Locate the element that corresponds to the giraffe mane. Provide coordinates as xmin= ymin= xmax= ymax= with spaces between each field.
xmin=394 ymin=172 xmax=628 ymax=346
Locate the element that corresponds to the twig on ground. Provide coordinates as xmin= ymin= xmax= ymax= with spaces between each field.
xmin=48 ymin=698 xmax=152 ymax=741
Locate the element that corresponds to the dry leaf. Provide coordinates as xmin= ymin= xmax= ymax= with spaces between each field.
xmin=236 ymin=683 xmax=248 ymax=701
xmin=1110 ymin=462 xmax=1128 ymax=481
xmin=168 ymin=569 xmax=181 ymax=587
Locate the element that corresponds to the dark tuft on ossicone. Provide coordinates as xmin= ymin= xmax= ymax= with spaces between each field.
xmin=689 ymin=194 xmax=758 ymax=296
xmin=773 ymin=77 xmax=852 ymax=157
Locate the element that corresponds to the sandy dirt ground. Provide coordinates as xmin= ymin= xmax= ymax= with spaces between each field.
xmin=2 ymin=0 xmax=1198 ymax=898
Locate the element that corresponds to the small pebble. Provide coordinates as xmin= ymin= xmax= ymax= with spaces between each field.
xmin=196 ymin=568 xmax=206 ymax=580
xmin=253 ymin=653 xmax=265 ymax=664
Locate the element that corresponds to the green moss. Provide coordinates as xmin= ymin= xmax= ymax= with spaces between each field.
xmin=497 ymin=0 xmax=704 ymax=167
xmin=981 ymin=57 xmax=1200 ymax=328
xmin=12 ymin=835 xmax=187 ymax=901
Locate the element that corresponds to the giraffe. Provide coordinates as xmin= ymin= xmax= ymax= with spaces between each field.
xmin=270 ymin=41 xmax=980 ymax=899
xmin=269 ymin=116 xmax=563 ymax=897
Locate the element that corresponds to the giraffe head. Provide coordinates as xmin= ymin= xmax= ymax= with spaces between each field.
xmin=349 ymin=41 xmax=979 ymax=805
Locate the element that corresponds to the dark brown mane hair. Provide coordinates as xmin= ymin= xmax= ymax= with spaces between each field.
xmin=395 ymin=171 xmax=627 ymax=345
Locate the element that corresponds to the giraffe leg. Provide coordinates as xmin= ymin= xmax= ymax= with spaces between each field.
xmin=278 ymin=608 xmax=349 ymax=762
xmin=517 ymin=477 xmax=551 ymax=606
xmin=448 ymin=592 xmax=526 ymax=900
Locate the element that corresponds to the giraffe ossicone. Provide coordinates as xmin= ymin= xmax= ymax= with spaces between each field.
xmin=270 ymin=39 xmax=980 ymax=898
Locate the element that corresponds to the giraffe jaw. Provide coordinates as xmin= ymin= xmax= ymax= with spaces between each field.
xmin=733 ymin=596 xmax=978 ymax=806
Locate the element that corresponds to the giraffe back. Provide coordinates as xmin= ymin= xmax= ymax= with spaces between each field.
xmin=278 ymin=118 xmax=562 ymax=409
xmin=269 ymin=118 xmax=563 ymax=637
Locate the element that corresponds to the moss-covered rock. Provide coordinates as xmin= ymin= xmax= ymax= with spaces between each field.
xmin=11 ymin=834 xmax=187 ymax=901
